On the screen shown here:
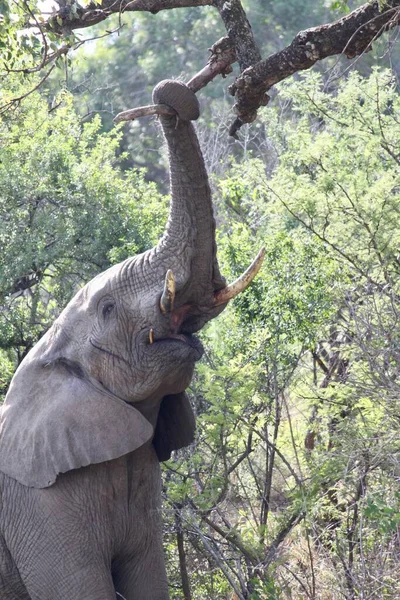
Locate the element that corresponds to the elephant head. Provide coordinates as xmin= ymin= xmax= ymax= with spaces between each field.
xmin=0 ymin=81 xmax=263 ymax=488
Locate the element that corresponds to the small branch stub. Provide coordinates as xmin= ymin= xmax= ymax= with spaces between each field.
xmin=187 ymin=36 xmax=236 ymax=92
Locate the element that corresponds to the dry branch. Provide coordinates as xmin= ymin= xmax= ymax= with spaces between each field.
xmin=45 ymin=0 xmax=213 ymax=33
xmin=114 ymin=103 xmax=175 ymax=123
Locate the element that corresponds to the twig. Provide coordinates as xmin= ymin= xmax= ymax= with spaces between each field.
xmin=8 ymin=1 xmax=49 ymax=74
xmin=0 ymin=65 xmax=56 ymax=114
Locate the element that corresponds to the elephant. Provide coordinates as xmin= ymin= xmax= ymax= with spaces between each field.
xmin=0 ymin=80 xmax=263 ymax=600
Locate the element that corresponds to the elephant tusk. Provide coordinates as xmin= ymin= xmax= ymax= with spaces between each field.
xmin=149 ymin=328 xmax=154 ymax=344
xmin=212 ymin=247 xmax=266 ymax=307
xmin=160 ymin=269 xmax=176 ymax=314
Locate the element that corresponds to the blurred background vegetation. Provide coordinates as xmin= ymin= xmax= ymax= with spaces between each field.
xmin=1 ymin=1 xmax=400 ymax=598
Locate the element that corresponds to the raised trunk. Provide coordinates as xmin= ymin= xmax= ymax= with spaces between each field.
xmin=152 ymin=81 xmax=224 ymax=306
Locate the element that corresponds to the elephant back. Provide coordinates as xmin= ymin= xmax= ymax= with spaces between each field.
xmin=152 ymin=80 xmax=200 ymax=121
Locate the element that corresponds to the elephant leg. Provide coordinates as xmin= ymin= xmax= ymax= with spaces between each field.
xmin=113 ymin=552 xmax=170 ymax=600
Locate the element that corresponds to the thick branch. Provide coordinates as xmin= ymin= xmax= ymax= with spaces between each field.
xmin=229 ymin=0 xmax=400 ymax=135
xmin=214 ymin=0 xmax=261 ymax=70
xmin=187 ymin=36 xmax=236 ymax=92
xmin=46 ymin=0 xmax=213 ymax=33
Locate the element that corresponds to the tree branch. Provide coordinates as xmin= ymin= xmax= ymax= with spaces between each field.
xmin=200 ymin=514 xmax=260 ymax=565
xmin=174 ymin=506 xmax=193 ymax=600
xmin=189 ymin=517 xmax=246 ymax=600
xmin=214 ymin=0 xmax=261 ymax=70
xmin=0 ymin=64 xmax=56 ymax=115
xmin=228 ymin=0 xmax=400 ymax=135
xmin=46 ymin=0 xmax=213 ymax=33
xmin=261 ymin=511 xmax=305 ymax=569
xmin=114 ymin=103 xmax=175 ymax=123
xmin=186 ymin=36 xmax=236 ymax=92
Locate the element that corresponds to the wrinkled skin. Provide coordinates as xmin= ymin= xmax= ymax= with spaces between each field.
xmin=0 ymin=450 xmax=166 ymax=600
xmin=0 ymin=81 xmax=228 ymax=600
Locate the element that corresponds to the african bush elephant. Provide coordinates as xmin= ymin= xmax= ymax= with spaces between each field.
xmin=0 ymin=80 xmax=262 ymax=600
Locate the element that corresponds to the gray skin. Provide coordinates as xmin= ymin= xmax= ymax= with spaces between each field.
xmin=0 ymin=81 xmax=227 ymax=600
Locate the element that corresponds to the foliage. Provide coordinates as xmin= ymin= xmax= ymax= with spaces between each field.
xmin=267 ymin=69 xmax=400 ymax=281
xmin=0 ymin=0 xmax=42 ymax=73
xmin=161 ymin=69 xmax=400 ymax=598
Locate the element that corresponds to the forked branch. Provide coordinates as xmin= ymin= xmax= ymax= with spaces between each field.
xmin=228 ymin=0 xmax=400 ymax=135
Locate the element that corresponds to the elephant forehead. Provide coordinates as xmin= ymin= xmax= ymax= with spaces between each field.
xmin=55 ymin=253 xmax=162 ymax=328
xmin=87 ymin=263 xmax=126 ymax=296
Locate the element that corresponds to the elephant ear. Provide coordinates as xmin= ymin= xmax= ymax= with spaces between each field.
xmin=153 ymin=392 xmax=195 ymax=462
xmin=0 ymin=354 xmax=153 ymax=489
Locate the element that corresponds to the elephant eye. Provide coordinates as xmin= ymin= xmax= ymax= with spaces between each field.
xmin=102 ymin=302 xmax=115 ymax=319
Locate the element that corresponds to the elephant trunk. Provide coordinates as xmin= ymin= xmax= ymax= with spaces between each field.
xmin=146 ymin=80 xmax=264 ymax=333
xmin=151 ymin=81 xmax=224 ymax=307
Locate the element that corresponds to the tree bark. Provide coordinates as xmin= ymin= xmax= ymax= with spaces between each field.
xmin=45 ymin=0 xmax=213 ymax=33
xmin=229 ymin=0 xmax=400 ymax=135
xmin=214 ymin=0 xmax=261 ymax=70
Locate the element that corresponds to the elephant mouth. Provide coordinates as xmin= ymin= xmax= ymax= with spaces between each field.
xmin=168 ymin=301 xmax=222 ymax=334
xmin=147 ymin=330 xmax=204 ymax=360
xmin=145 ymin=245 xmax=266 ymax=363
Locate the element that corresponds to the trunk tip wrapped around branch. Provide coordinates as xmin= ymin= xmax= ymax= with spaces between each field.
xmin=152 ymin=80 xmax=200 ymax=121
xmin=213 ymin=247 xmax=265 ymax=307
